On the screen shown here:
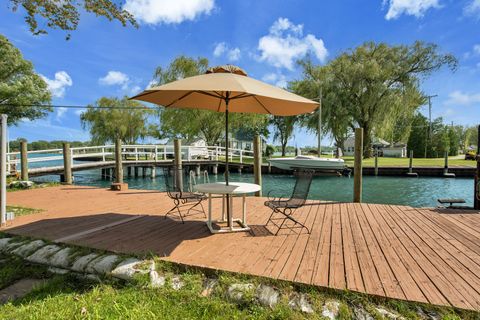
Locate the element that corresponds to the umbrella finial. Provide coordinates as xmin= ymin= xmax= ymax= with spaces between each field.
xmin=206 ymin=65 xmax=247 ymax=76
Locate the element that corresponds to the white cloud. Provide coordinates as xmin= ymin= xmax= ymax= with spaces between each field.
xmin=383 ymin=0 xmax=441 ymax=20
xmin=123 ymin=0 xmax=215 ymax=25
xmin=213 ymin=42 xmax=241 ymax=61
xmin=40 ymin=71 xmax=73 ymax=98
xmin=262 ymin=73 xmax=288 ymax=88
xmin=55 ymin=107 xmax=67 ymax=122
xmin=257 ymin=17 xmax=327 ymax=70
xmin=99 ymin=71 xmax=129 ymax=87
xmin=464 ymin=0 xmax=480 ymax=17
xmin=445 ymin=90 xmax=480 ymax=106
xmin=213 ymin=42 xmax=226 ymax=57
xmin=474 ymin=44 xmax=480 ymax=55
xmin=227 ymin=48 xmax=241 ymax=61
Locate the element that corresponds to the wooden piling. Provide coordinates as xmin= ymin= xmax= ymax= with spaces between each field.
xmin=127 ymin=166 xmax=132 ymax=177
xmin=150 ymin=166 xmax=156 ymax=178
xmin=114 ymin=138 xmax=123 ymax=184
xmin=134 ymin=167 xmax=139 ymax=177
xmin=353 ymin=128 xmax=363 ymax=203
xmin=374 ymin=151 xmax=378 ymax=176
xmin=20 ymin=141 xmax=28 ymax=181
xmin=253 ymin=135 xmax=262 ymax=197
xmin=212 ymin=164 xmax=218 ymax=175
xmin=475 ymin=125 xmax=480 ymax=210
xmin=62 ymin=143 xmax=72 ymax=185
xmin=196 ymin=165 xmax=201 ymax=176
xmin=174 ymin=139 xmax=183 ymax=190
xmin=443 ymin=151 xmax=455 ymax=178
xmin=405 ymin=150 xmax=418 ymax=177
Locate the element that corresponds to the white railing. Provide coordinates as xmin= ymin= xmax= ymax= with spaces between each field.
xmin=6 ymin=144 xmax=255 ymax=172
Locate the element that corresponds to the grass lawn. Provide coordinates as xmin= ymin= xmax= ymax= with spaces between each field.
xmin=6 ymin=205 xmax=42 ymax=217
xmin=0 ymin=250 xmax=478 ymax=320
xmin=341 ymin=156 xmax=477 ymax=168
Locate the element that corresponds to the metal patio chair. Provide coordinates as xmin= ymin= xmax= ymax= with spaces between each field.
xmin=264 ymin=169 xmax=315 ymax=235
xmin=164 ymin=168 xmax=207 ymax=223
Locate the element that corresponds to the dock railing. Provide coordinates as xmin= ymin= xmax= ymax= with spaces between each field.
xmin=6 ymin=144 xmax=255 ymax=173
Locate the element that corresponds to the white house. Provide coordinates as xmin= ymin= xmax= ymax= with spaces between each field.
xmin=343 ymin=137 xmax=407 ymax=158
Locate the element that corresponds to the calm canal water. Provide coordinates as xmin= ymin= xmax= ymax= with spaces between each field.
xmin=31 ymin=167 xmax=474 ymax=208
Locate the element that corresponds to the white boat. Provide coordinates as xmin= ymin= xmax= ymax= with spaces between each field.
xmin=268 ymin=155 xmax=346 ymax=172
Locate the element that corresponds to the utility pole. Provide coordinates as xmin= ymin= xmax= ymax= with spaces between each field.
xmin=424 ymin=94 xmax=438 ymax=158
xmin=317 ymin=85 xmax=322 ymax=157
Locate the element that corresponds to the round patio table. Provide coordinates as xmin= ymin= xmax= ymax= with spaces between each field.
xmin=194 ymin=182 xmax=261 ymax=234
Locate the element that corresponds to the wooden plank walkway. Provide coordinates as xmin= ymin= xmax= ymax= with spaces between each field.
xmin=3 ymin=186 xmax=480 ymax=311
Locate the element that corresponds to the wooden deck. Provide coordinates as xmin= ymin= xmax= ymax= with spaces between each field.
xmin=3 ymin=186 xmax=480 ymax=311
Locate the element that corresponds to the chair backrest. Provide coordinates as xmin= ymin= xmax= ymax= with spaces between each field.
xmin=288 ymin=169 xmax=315 ymax=207
xmin=164 ymin=168 xmax=186 ymax=198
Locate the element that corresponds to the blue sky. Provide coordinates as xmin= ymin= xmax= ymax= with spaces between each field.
xmin=1 ymin=0 xmax=479 ymax=147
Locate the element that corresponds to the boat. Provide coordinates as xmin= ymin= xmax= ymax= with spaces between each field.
xmin=268 ymin=155 xmax=348 ymax=174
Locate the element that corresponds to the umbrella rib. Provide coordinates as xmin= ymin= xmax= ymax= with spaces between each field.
xmin=165 ymin=91 xmax=195 ymax=107
xmin=197 ymin=91 xmax=224 ymax=99
xmin=216 ymin=98 xmax=222 ymax=112
xmin=230 ymin=93 xmax=253 ymax=100
xmin=252 ymin=95 xmax=273 ymax=114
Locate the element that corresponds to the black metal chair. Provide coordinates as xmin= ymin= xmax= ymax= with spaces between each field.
xmin=164 ymin=168 xmax=206 ymax=223
xmin=264 ymin=169 xmax=315 ymax=235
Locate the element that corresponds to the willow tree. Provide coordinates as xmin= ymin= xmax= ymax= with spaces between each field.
xmin=290 ymin=61 xmax=351 ymax=154
xmin=7 ymin=0 xmax=137 ymax=39
xmin=80 ymin=96 xmax=151 ymax=144
xmin=0 ymin=35 xmax=51 ymax=124
xmin=295 ymin=41 xmax=457 ymax=158
xmin=151 ymin=56 xmax=269 ymax=145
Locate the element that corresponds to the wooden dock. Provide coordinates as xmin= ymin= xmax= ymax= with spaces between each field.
xmin=3 ymin=186 xmax=480 ymax=311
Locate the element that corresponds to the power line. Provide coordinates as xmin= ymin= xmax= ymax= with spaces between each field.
xmin=0 ymin=103 xmax=157 ymax=111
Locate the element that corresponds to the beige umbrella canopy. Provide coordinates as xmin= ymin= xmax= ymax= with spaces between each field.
xmin=130 ymin=67 xmax=318 ymax=116
xmin=131 ymin=65 xmax=317 ymax=228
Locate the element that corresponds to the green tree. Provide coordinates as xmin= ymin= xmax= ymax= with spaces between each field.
xmin=296 ymin=42 xmax=456 ymax=158
xmin=465 ymin=126 xmax=479 ymax=149
xmin=151 ymin=56 xmax=269 ymax=145
xmin=8 ymin=0 xmax=137 ymax=39
xmin=407 ymin=112 xmax=428 ymax=157
xmin=291 ymin=61 xmax=351 ymax=153
xmin=80 ymin=97 xmax=151 ymax=144
xmin=270 ymin=116 xmax=297 ymax=156
xmin=0 ymin=35 xmax=51 ymax=125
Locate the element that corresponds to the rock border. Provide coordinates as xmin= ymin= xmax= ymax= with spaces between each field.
xmin=0 ymin=235 xmax=446 ymax=319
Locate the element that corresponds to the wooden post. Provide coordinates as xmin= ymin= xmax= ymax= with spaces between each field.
xmin=409 ymin=150 xmax=413 ymax=173
xmin=115 ymin=138 xmax=123 ymax=184
xmin=212 ymin=164 xmax=218 ymax=175
xmin=174 ymin=139 xmax=183 ymax=191
xmin=353 ymin=128 xmax=363 ymax=203
xmin=444 ymin=151 xmax=448 ymax=173
xmin=20 ymin=140 xmax=28 ymax=181
xmin=1 ymin=115 xmax=7 ymax=225
xmin=443 ymin=151 xmax=455 ymax=178
xmin=374 ymin=151 xmax=378 ymax=176
xmin=475 ymin=125 xmax=480 ymax=210
xmin=253 ymin=135 xmax=262 ymax=197
xmin=150 ymin=166 xmax=156 ymax=178
xmin=62 ymin=143 xmax=72 ymax=185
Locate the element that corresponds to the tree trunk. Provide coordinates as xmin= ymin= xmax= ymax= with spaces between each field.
xmin=362 ymin=125 xmax=373 ymax=158
xmin=281 ymin=142 xmax=287 ymax=156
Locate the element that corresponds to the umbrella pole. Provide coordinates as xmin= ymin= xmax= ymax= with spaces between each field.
xmin=225 ymin=93 xmax=231 ymax=227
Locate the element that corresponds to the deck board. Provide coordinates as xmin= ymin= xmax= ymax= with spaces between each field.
xmin=3 ymin=185 xmax=480 ymax=311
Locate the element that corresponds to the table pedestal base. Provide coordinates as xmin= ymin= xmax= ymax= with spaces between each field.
xmin=207 ymin=218 xmax=250 ymax=234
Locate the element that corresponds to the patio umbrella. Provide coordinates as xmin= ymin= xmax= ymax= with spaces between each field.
xmin=130 ymin=65 xmax=318 ymax=223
